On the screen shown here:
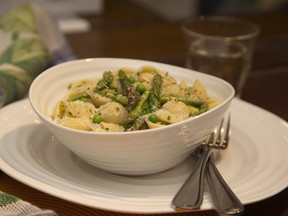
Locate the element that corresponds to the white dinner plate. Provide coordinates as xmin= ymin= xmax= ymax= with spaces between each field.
xmin=0 ymin=98 xmax=288 ymax=213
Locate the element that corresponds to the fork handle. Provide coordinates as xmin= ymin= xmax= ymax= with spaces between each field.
xmin=206 ymin=159 xmax=245 ymax=215
xmin=171 ymin=147 xmax=211 ymax=210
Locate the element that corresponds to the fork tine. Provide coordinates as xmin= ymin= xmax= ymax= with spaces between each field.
xmin=216 ymin=118 xmax=224 ymax=145
xmin=211 ymin=114 xmax=231 ymax=149
xmin=221 ymin=114 xmax=231 ymax=149
xmin=208 ymin=118 xmax=224 ymax=148
xmin=206 ymin=115 xmax=230 ymax=161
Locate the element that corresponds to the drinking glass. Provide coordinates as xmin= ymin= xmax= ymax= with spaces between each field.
xmin=182 ymin=16 xmax=260 ymax=97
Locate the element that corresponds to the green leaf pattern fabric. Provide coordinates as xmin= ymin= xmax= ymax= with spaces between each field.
xmin=0 ymin=192 xmax=18 ymax=207
xmin=0 ymin=3 xmax=50 ymax=106
xmin=0 ymin=192 xmax=57 ymax=215
xmin=0 ymin=3 xmax=76 ymax=214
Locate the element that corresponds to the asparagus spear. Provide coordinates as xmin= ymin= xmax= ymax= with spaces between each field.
xmin=118 ymin=69 xmax=131 ymax=92
xmin=199 ymin=103 xmax=208 ymax=114
xmin=148 ymin=73 xmax=163 ymax=112
xmin=129 ymin=90 xmax=150 ymax=121
xmin=96 ymin=88 xmax=129 ymax=106
xmin=118 ymin=69 xmax=140 ymax=106
xmin=160 ymin=94 xmax=209 ymax=116
xmin=160 ymin=95 xmax=203 ymax=107
xmin=96 ymin=71 xmax=114 ymax=90
xmin=68 ymin=92 xmax=91 ymax=102
xmin=187 ymin=105 xmax=200 ymax=116
xmin=127 ymin=116 xmax=147 ymax=131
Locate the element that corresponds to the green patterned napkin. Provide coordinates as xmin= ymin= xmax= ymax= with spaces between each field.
xmin=0 ymin=3 xmax=50 ymax=107
xmin=0 ymin=3 xmax=75 ymax=107
xmin=0 ymin=192 xmax=57 ymax=216
xmin=0 ymin=3 xmax=75 ymax=215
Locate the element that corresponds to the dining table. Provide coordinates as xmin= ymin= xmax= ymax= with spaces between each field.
xmin=1 ymin=0 xmax=288 ymax=215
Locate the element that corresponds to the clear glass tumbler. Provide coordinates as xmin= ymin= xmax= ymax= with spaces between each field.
xmin=182 ymin=16 xmax=260 ymax=97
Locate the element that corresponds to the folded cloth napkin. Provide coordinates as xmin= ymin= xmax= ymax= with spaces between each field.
xmin=0 ymin=192 xmax=57 ymax=216
xmin=0 ymin=3 xmax=76 ymax=215
xmin=0 ymin=2 xmax=75 ymax=107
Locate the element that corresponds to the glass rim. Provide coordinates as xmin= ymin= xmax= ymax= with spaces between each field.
xmin=182 ymin=16 xmax=260 ymax=41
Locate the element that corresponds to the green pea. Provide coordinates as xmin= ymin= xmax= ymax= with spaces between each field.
xmin=128 ymin=76 xmax=136 ymax=84
xmin=136 ymin=84 xmax=146 ymax=94
xmin=148 ymin=114 xmax=158 ymax=123
xmin=92 ymin=114 xmax=102 ymax=124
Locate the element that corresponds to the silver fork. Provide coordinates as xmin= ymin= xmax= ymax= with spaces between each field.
xmin=206 ymin=154 xmax=244 ymax=215
xmin=172 ymin=115 xmax=244 ymax=214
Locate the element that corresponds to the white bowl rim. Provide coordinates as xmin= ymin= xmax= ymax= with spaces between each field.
xmin=29 ymin=57 xmax=235 ymax=136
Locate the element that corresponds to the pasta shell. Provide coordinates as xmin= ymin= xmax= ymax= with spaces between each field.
xmin=99 ymin=101 xmax=129 ymax=125
xmin=91 ymin=122 xmax=125 ymax=132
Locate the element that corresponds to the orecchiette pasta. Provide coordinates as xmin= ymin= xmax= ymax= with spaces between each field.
xmin=59 ymin=116 xmax=92 ymax=131
xmin=162 ymin=101 xmax=190 ymax=118
xmin=91 ymin=122 xmax=125 ymax=132
xmin=145 ymin=117 xmax=165 ymax=129
xmin=190 ymin=79 xmax=208 ymax=101
xmin=64 ymin=100 xmax=97 ymax=118
xmin=68 ymin=80 xmax=95 ymax=98
xmin=98 ymin=101 xmax=129 ymax=125
xmin=161 ymin=84 xmax=186 ymax=98
xmin=90 ymin=92 xmax=113 ymax=107
xmin=52 ymin=66 xmax=220 ymax=132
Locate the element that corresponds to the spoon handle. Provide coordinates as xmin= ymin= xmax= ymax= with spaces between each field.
xmin=205 ymin=159 xmax=245 ymax=215
xmin=171 ymin=147 xmax=211 ymax=210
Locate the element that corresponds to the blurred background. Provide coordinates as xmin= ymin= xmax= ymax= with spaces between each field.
xmin=1 ymin=0 xmax=288 ymax=33
xmin=0 ymin=0 xmax=288 ymax=120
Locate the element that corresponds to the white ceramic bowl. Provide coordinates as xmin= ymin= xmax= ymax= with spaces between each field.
xmin=29 ymin=58 xmax=234 ymax=175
